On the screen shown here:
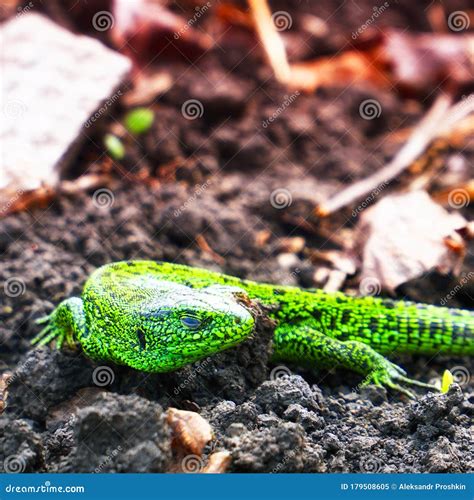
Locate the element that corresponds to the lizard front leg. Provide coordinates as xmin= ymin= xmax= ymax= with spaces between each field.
xmin=32 ymin=297 xmax=87 ymax=349
xmin=272 ymin=322 xmax=437 ymax=397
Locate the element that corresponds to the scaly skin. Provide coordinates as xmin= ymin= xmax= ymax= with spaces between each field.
xmin=32 ymin=261 xmax=474 ymax=397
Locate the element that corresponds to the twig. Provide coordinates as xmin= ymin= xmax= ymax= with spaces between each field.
xmin=248 ymin=0 xmax=291 ymax=84
xmin=316 ymin=92 xmax=455 ymax=216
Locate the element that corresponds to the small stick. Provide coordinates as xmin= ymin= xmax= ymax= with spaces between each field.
xmin=316 ymin=92 xmax=454 ymax=216
xmin=248 ymin=0 xmax=291 ymax=84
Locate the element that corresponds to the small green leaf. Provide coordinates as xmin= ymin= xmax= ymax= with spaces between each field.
xmin=124 ymin=108 xmax=154 ymax=135
xmin=441 ymin=369 xmax=454 ymax=394
xmin=104 ymin=134 xmax=125 ymax=160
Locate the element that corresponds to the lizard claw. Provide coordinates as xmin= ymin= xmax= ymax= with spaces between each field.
xmin=362 ymin=359 xmax=438 ymax=398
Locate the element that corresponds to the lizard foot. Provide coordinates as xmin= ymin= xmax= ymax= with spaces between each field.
xmin=362 ymin=358 xmax=438 ymax=398
xmin=32 ymin=315 xmax=66 ymax=348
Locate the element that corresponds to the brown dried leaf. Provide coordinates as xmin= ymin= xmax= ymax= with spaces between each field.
xmin=289 ymin=30 xmax=474 ymax=95
xmin=202 ymin=451 xmax=232 ymax=473
xmin=0 ymin=372 xmax=11 ymax=414
xmin=290 ymin=50 xmax=389 ymax=93
xmin=112 ymin=0 xmax=212 ymax=66
xmin=123 ymin=72 xmax=173 ymax=107
xmin=383 ymin=30 xmax=473 ymax=95
xmin=167 ymin=408 xmax=213 ymax=456
xmin=277 ymin=236 xmax=306 ymax=254
xmin=353 ymin=191 xmax=470 ymax=292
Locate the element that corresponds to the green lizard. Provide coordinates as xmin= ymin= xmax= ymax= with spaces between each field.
xmin=32 ymin=260 xmax=474 ymax=397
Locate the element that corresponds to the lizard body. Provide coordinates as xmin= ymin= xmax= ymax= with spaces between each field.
xmin=33 ymin=260 xmax=474 ymax=396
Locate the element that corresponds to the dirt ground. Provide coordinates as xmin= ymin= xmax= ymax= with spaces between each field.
xmin=0 ymin=0 xmax=473 ymax=473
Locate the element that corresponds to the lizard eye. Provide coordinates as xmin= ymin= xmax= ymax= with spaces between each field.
xmin=180 ymin=316 xmax=201 ymax=329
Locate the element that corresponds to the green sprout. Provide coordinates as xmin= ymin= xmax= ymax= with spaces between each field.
xmin=104 ymin=134 xmax=125 ymax=160
xmin=441 ymin=369 xmax=454 ymax=394
xmin=124 ymin=108 xmax=154 ymax=135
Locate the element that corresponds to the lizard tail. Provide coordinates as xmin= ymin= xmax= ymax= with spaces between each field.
xmin=332 ymin=297 xmax=474 ymax=356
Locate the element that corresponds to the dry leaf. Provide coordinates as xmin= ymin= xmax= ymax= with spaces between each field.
xmin=289 ymin=30 xmax=474 ymax=95
xmin=290 ymin=50 xmax=389 ymax=93
xmin=202 ymin=451 xmax=232 ymax=473
xmin=167 ymin=408 xmax=213 ymax=456
xmin=353 ymin=191 xmax=470 ymax=292
xmin=112 ymin=0 xmax=212 ymax=66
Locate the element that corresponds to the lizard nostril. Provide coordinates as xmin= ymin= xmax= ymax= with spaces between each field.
xmin=235 ymin=317 xmax=241 ymax=324
xmin=137 ymin=328 xmax=147 ymax=350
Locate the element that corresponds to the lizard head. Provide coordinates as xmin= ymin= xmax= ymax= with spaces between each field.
xmin=110 ymin=282 xmax=255 ymax=372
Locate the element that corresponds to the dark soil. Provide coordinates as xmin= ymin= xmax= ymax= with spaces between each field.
xmin=0 ymin=0 xmax=473 ymax=473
